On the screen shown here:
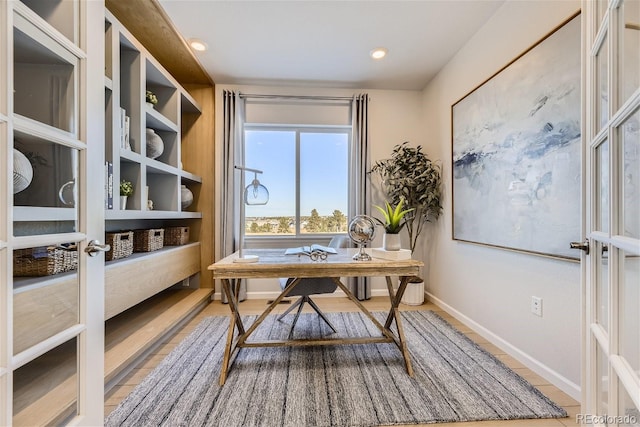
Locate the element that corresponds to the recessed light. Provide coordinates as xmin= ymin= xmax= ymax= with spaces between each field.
xmin=189 ymin=38 xmax=208 ymax=52
xmin=370 ymin=47 xmax=388 ymax=60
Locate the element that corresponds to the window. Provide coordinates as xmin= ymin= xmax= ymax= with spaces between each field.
xmin=244 ymin=125 xmax=350 ymax=238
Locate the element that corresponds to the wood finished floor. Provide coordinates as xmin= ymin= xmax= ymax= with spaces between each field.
xmin=104 ymin=297 xmax=580 ymax=426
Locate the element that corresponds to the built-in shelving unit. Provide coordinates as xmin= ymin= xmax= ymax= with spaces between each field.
xmin=3 ymin=2 xmax=214 ymax=424
xmin=104 ymin=10 xmax=202 ymax=215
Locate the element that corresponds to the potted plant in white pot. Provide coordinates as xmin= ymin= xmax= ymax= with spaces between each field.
xmin=373 ymin=198 xmax=413 ymax=251
xmin=371 ymin=141 xmax=443 ymax=304
xmin=120 ymin=180 xmax=133 ymax=210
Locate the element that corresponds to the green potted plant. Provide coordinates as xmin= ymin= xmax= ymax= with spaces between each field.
xmin=373 ymin=198 xmax=413 ymax=251
xmin=145 ymin=90 xmax=158 ymax=108
xmin=120 ymin=180 xmax=133 ymax=210
xmin=371 ymin=141 xmax=442 ymax=253
xmin=371 ymin=142 xmax=443 ymax=305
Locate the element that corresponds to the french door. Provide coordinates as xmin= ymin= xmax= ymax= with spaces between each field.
xmin=1 ymin=0 xmax=105 ymax=425
xmin=583 ymin=0 xmax=640 ymax=424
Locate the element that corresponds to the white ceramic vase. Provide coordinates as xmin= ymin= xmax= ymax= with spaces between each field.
xmin=181 ymin=185 xmax=193 ymax=209
xmin=382 ymin=233 xmax=401 ymax=251
xmin=120 ymin=195 xmax=128 ymax=210
xmin=145 ymin=128 xmax=164 ymax=159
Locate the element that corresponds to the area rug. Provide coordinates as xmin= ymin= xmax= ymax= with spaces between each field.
xmin=106 ymin=311 xmax=567 ymax=427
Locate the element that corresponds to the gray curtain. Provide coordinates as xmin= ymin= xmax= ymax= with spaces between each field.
xmin=348 ymin=94 xmax=372 ymax=300
xmin=220 ymin=90 xmax=247 ymax=302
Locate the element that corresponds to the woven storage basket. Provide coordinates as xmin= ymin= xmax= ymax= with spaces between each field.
xmin=105 ymin=231 xmax=134 ymax=261
xmin=14 ymin=245 xmax=78 ymax=276
xmin=164 ymin=226 xmax=189 ymax=246
xmin=133 ymin=228 xmax=164 ymax=252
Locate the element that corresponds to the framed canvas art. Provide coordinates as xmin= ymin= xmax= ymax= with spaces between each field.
xmin=451 ymin=13 xmax=581 ymax=259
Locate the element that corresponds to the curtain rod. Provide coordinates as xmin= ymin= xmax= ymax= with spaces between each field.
xmin=238 ymin=93 xmax=356 ymax=101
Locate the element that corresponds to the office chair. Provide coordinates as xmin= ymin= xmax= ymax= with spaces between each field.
xmin=278 ymin=235 xmax=350 ymax=337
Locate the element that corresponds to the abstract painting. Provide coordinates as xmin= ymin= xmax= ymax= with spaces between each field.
xmin=452 ymin=14 xmax=581 ymax=259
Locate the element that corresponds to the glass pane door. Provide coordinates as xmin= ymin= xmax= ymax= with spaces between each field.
xmin=584 ymin=0 xmax=640 ymax=421
xmin=1 ymin=0 xmax=105 ymax=425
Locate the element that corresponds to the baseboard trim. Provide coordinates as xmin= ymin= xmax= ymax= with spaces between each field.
xmin=426 ymin=292 xmax=581 ymax=401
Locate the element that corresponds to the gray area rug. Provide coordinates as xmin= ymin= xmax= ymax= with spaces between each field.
xmin=106 ymin=310 xmax=567 ymax=426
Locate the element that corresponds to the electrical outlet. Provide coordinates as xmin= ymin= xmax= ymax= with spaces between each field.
xmin=531 ymin=296 xmax=543 ymax=317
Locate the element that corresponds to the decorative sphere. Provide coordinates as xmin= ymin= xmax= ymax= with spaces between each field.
xmin=146 ymin=128 xmax=164 ymax=159
xmin=13 ymin=149 xmax=33 ymax=194
xmin=181 ymin=185 xmax=193 ymax=209
xmin=348 ymin=215 xmax=376 ymax=245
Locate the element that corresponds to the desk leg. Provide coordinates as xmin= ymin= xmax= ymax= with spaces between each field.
xmin=386 ymin=276 xmax=414 ymax=377
xmin=220 ymin=278 xmax=243 ymax=386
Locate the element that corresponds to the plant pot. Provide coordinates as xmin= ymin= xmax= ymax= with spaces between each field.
xmin=382 ymin=233 xmax=401 ymax=251
xmin=120 ymin=195 xmax=128 ymax=210
xmin=401 ymin=277 xmax=424 ymax=305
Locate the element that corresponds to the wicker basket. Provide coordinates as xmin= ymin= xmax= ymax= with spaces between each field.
xmin=105 ymin=231 xmax=134 ymax=261
xmin=133 ymin=228 xmax=164 ymax=252
xmin=164 ymin=226 xmax=189 ymax=246
xmin=14 ymin=245 xmax=78 ymax=276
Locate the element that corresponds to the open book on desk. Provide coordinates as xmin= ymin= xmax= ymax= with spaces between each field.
xmin=284 ymin=244 xmax=337 ymax=256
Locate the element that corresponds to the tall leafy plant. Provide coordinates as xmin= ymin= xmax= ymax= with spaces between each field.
xmin=370 ymin=142 xmax=442 ymax=253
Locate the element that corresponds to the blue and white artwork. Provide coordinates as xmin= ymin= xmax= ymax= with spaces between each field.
xmin=452 ymin=15 xmax=581 ymax=259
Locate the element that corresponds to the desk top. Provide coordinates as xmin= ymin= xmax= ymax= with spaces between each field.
xmin=208 ymin=248 xmax=423 ymax=279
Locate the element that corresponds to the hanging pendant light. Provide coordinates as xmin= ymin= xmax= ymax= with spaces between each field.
xmin=244 ymin=172 xmax=269 ymax=205
xmin=234 ymin=165 xmax=269 ymax=263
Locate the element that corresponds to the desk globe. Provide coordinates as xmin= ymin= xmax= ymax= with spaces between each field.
xmin=348 ymin=215 xmax=376 ymax=261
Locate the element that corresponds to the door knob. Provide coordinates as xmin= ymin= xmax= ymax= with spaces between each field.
xmin=569 ymin=239 xmax=589 ymax=255
xmin=85 ymin=240 xmax=111 ymax=257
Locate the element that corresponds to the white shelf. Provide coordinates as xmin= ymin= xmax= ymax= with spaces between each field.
xmin=146 ymin=159 xmax=178 ymax=175
xmin=146 ymin=106 xmax=177 ymax=132
xmin=14 ymin=207 xmax=76 ymax=222
xmin=120 ymin=149 xmax=143 ymax=163
xmin=14 ymin=115 xmax=81 ymax=149
xmin=105 ymin=76 xmax=113 ymax=91
xmin=180 ymin=170 xmax=202 ymax=184
xmin=13 ymin=269 xmax=76 ymax=294
xmin=181 ymin=91 xmax=201 ymax=114
xmin=105 ymin=210 xmax=202 ymax=220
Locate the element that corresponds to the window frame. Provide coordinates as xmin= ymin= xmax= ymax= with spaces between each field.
xmin=243 ymin=123 xmax=352 ymax=248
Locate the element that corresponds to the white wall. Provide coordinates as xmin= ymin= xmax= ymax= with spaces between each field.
xmin=420 ymin=0 xmax=581 ymax=399
xmin=214 ymin=84 xmax=424 ymax=297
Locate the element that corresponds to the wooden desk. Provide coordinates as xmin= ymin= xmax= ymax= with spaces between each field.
xmin=208 ymin=248 xmax=423 ymax=385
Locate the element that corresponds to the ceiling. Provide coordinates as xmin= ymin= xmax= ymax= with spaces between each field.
xmin=157 ymin=0 xmax=505 ymax=91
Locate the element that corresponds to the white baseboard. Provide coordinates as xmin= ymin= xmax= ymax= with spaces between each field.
xmin=427 ymin=292 xmax=581 ymax=401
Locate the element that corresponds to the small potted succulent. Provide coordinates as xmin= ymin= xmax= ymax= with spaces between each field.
xmin=373 ymin=198 xmax=413 ymax=251
xmin=120 ymin=180 xmax=133 ymax=210
xmin=145 ymin=90 xmax=158 ymax=108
